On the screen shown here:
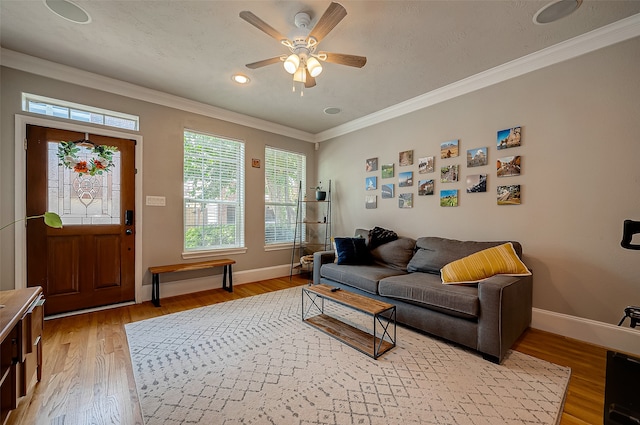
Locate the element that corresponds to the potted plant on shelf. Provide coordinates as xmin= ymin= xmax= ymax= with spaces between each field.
xmin=311 ymin=183 xmax=326 ymax=201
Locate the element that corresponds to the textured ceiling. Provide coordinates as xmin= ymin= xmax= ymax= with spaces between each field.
xmin=2 ymin=1 xmax=640 ymax=134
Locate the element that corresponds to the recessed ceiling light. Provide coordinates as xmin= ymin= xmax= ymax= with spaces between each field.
xmin=232 ymin=74 xmax=251 ymax=84
xmin=533 ymin=0 xmax=582 ymax=25
xmin=44 ymin=0 xmax=91 ymax=24
xmin=324 ymin=107 xmax=342 ymax=115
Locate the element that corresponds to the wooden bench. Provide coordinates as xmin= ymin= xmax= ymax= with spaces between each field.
xmin=148 ymin=259 xmax=235 ymax=307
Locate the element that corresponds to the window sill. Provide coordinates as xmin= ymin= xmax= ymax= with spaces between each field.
xmin=264 ymin=243 xmax=294 ymax=252
xmin=182 ymin=247 xmax=247 ymax=260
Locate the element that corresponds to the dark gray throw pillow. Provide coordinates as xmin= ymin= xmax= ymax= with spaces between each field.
xmin=334 ymin=237 xmax=372 ymax=265
xmin=368 ymin=226 xmax=398 ymax=249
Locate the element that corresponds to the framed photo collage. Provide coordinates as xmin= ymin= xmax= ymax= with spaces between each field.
xmin=364 ymin=126 xmax=523 ymax=208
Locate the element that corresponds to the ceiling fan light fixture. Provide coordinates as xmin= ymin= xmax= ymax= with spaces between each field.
xmin=239 ymin=3 xmax=366 ymax=91
xmin=284 ymin=54 xmax=300 ymax=74
xmin=306 ymin=57 xmax=323 ymax=77
xmin=293 ymin=67 xmax=307 ymax=83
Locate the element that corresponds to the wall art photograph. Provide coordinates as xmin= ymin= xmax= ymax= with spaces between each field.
xmin=381 ymin=163 xmax=394 ymax=178
xmin=467 ymin=147 xmax=488 ymax=167
xmin=381 ymin=184 xmax=394 ymax=199
xmin=366 ymin=157 xmax=378 ymax=172
xmin=366 ymin=195 xmax=377 ymax=209
xmin=399 ymin=171 xmax=413 ymax=187
xmin=497 ymin=126 xmax=522 ymax=150
xmin=441 ymin=140 xmax=459 ymax=158
xmin=440 ymin=189 xmax=458 ymax=207
xmin=399 ymin=150 xmax=413 ymax=166
xmin=366 ymin=176 xmax=377 ymax=190
xmin=466 ymin=174 xmax=487 ymax=193
xmin=418 ymin=179 xmax=435 ymax=196
xmin=418 ymin=156 xmax=435 ymax=174
xmin=497 ymin=156 xmax=521 ymax=177
xmin=399 ymin=193 xmax=413 ymax=208
xmin=440 ymin=165 xmax=459 ymax=183
xmin=497 ymin=185 xmax=521 ymax=205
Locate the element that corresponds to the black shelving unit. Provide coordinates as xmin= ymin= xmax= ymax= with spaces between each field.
xmin=290 ymin=180 xmax=332 ymax=280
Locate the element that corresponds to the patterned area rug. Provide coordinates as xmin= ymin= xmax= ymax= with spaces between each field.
xmin=125 ymin=287 xmax=570 ymax=425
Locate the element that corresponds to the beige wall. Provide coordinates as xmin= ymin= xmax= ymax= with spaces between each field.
xmin=2 ymin=37 xmax=639 ymax=327
xmin=0 ymin=67 xmax=316 ymax=291
xmin=318 ymin=37 xmax=640 ymax=326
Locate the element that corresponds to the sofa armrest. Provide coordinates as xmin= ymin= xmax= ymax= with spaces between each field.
xmin=313 ymin=250 xmax=335 ymax=285
xmin=477 ymin=274 xmax=533 ymax=363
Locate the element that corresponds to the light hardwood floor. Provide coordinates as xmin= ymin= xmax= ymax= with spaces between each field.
xmin=7 ymin=276 xmax=608 ymax=425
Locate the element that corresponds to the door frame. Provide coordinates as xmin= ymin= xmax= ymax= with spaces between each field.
xmin=14 ymin=114 xmax=144 ymax=303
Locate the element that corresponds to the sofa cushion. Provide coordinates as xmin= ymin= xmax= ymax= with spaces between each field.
xmin=441 ymin=242 xmax=531 ymax=284
xmin=378 ymin=273 xmax=480 ymax=319
xmin=370 ymin=237 xmax=416 ymax=271
xmin=334 ymin=237 xmax=372 ymax=265
xmin=407 ymin=237 xmax=523 ymax=274
xmin=320 ymin=263 xmax=406 ymax=294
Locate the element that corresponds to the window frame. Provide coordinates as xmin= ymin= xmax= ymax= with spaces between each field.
xmin=264 ymin=146 xmax=306 ymax=247
xmin=183 ymin=129 xmax=246 ymax=258
xmin=22 ymin=93 xmax=139 ymax=131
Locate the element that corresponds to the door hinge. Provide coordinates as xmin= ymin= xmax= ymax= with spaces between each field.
xmin=24 ymin=139 xmax=27 ymax=150
xmin=135 ymin=168 xmax=138 ymax=174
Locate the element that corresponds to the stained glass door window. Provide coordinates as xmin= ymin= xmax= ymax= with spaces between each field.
xmin=47 ymin=141 xmax=121 ymax=225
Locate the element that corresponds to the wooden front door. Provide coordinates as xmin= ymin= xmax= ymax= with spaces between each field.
xmin=26 ymin=125 xmax=136 ymax=316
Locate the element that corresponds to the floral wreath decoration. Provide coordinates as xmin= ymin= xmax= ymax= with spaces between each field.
xmin=57 ymin=140 xmax=118 ymax=176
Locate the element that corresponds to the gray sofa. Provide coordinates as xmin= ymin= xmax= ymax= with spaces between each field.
xmin=312 ymin=229 xmax=533 ymax=363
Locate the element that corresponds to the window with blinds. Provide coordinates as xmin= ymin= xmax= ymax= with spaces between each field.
xmin=265 ymin=147 xmax=306 ymax=245
xmin=184 ymin=130 xmax=245 ymax=252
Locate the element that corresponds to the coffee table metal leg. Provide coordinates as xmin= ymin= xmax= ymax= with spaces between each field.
xmin=373 ymin=307 xmax=396 ymax=359
xmin=302 ymin=288 xmax=324 ymax=320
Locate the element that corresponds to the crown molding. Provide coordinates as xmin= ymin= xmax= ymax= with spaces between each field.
xmin=316 ymin=13 xmax=640 ymax=142
xmin=0 ymin=48 xmax=316 ymax=143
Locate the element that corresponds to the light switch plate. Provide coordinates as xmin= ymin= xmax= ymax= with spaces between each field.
xmin=146 ymin=196 xmax=166 ymax=206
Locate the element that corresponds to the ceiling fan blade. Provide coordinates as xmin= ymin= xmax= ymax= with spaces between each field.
xmin=239 ymin=11 xmax=287 ymax=42
xmin=308 ymin=2 xmax=347 ymax=43
xmin=319 ymin=52 xmax=367 ymax=68
xmin=305 ymin=69 xmax=316 ymax=88
xmin=246 ymin=56 xmax=283 ymax=69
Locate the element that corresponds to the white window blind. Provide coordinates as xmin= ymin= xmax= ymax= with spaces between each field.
xmin=184 ymin=130 xmax=245 ymax=251
xmin=264 ymin=146 xmax=306 ymax=245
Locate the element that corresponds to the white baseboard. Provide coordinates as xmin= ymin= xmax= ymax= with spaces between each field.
xmin=140 ymin=264 xmax=297 ymax=302
xmin=532 ymin=307 xmax=640 ymax=356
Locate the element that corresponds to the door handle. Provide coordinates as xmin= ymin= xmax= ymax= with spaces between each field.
xmin=125 ymin=229 xmax=133 ymax=235
xmin=125 ymin=210 xmax=134 ymax=226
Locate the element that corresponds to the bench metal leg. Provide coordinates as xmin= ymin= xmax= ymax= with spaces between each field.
xmin=223 ymin=264 xmax=233 ymax=293
xmin=152 ymin=273 xmax=160 ymax=307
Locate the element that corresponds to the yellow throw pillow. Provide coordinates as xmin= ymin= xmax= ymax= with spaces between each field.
xmin=441 ymin=242 xmax=531 ymax=284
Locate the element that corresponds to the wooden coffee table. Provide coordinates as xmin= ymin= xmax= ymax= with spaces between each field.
xmin=302 ymin=284 xmax=396 ymax=359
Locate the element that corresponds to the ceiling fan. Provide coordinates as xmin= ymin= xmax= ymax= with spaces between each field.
xmin=239 ymin=2 xmax=367 ymax=91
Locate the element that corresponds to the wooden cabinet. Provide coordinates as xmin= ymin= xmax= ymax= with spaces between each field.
xmin=0 ymin=287 xmax=44 ymax=424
